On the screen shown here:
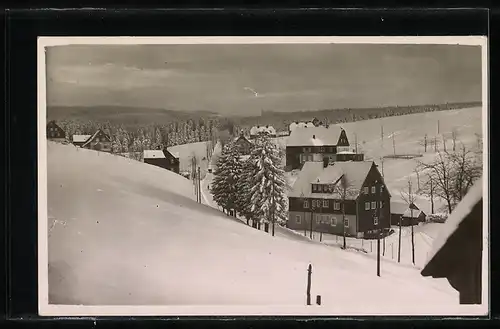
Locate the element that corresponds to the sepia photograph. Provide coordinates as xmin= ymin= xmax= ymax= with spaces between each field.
xmin=38 ymin=36 xmax=488 ymax=317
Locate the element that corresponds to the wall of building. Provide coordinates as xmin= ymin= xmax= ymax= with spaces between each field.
xmin=287 ymin=211 xmax=357 ymax=236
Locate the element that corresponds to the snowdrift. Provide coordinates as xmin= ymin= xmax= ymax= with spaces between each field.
xmin=46 ymin=142 xmax=462 ymax=314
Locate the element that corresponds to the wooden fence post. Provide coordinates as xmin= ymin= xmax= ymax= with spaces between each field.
xmin=306 ymin=264 xmax=312 ymax=306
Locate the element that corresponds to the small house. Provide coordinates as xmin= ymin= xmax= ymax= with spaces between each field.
xmin=143 ymin=148 xmax=180 ymax=174
xmin=390 ymin=201 xmax=426 ymax=226
xmin=287 ymin=160 xmax=391 ymax=238
xmin=81 ymin=130 xmax=112 ymax=153
xmin=421 ymin=177 xmax=483 ymax=305
xmin=233 ymin=134 xmax=254 ymax=155
xmin=46 ymin=120 xmax=67 ymax=142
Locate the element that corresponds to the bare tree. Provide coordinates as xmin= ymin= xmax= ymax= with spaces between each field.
xmin=418 ymin=145 xmax=482 ymax=213
xmin=334 ymin=175 xmax=357 ymax=250
xmin=442 ymin=134 xmax=448 ymax=152
xmin=400 ymin=178 xmax=416 ymax=265
xmin=419 ymin=173 xmax=436 ymax=214
xmin=474 ymin=133 xmax=483 ymax=151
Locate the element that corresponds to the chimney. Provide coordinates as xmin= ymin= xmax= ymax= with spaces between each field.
xmin=313 ymin=134 xmax=316 ymax=139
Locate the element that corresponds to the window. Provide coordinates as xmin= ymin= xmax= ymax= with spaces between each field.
xmin=371 ymin=186 xmax=376 ymax=194
xmin=322 ymin=185 xmax=328 ymax=193
xmin=312 ymin=200 xmax=316 ymax=208
xmin=344 ymin=218 xmax=349 ymax=228
xmin=365 ymin=202 xmax=370 ymax=210
xmin=316 ymin=215 xmax=321 ymax=224
xmin=334 ymin=202 xmax=341 ymax=210
xmin=331 ymin=216 xmax=337 ymax=226
xmin=364 ymin=187 xmax=369 ymax=194
xmin=304 ymin=200 xmax=309 ymax=208
xmin=303 ymin=147 xmax=307 ymax=152
xmin=380 ymin=201 xmax=383 ymax=208
xmin=323 ymin=199 xmax=329 ymax=208
xmin=320 ymin=147 xmax=325 ymax=152
xmin=380 ymin=185 xmax=384 ymax=193
xmin=371 ymin=202 xmax=376 ymax=210
xmin=312 ymin=184 xmax=317 ymax=192
xmin=296 ymin=215 xmax=301 ymax=224
xmin=374 ymin=217 xmax=379 ymax=226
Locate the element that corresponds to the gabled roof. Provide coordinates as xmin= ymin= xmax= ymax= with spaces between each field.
xmin=72 ymin=134 xmax=92 ymax=143
xmin=144 ymin=150 xmax=166 ymax=159
xmin=143 ymin=148 xmax=179 ymax=160
xmin=422 ymin=177 xmax=483 ymax=275
xmin=391 ymin=201 xmax=421 ymax=215
xmin=82 ymin=130 xmax=110 ymax=148
xmin=286 ymin=125 xmax=344 ymax=147
xmin=289 ymin=121 xmax=316 ymax=130
xmin=250 ymin=125 xmax=276 ymax=135
xmin=289 ymin=161 xmax=374 ymax=200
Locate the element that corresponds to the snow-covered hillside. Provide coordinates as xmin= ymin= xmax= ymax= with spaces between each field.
xmin=45 ymin=141 xmax=473 ymax=315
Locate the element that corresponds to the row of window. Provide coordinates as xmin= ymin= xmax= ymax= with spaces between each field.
xmin=363 ymin=185 xmax=384 ymax=195
xmin=295 ymin=214 xmax=350 ymax=228
xmin=302 ymin=147 xmax=335 ymax=153
xmin=302 ymin=199 xmax=342 ymax=210
xmin=312 ymin=184 xmax=334 ymax=193
xmin=365 ymin=201 xmax=384 ymax=210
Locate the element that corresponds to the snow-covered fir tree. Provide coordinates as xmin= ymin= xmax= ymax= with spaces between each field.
xmin=211 ymin=141 xmax=244 ymax=215
xmin=246 ymin=132 xmax=288 ymax=235
xmin=235 ymin=158 xmax=256 ymax=225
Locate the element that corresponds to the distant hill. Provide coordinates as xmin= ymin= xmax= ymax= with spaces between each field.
xmin=47 ymin=106 xmax=219 ymax=126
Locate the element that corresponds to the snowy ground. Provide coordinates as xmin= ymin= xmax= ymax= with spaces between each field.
xmin=46 ymin=141 xmax=472 ymax=314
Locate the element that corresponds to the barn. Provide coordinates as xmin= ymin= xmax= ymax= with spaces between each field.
xmin=81 ymin=130 xmax=112 ymax=152
xmin=421 ymin=177 xmax=483 ymax=305
xmin=390 ymin=201 xmax=426 ymax=226
xmin=143 ymin=148 xmax=180 ymax=174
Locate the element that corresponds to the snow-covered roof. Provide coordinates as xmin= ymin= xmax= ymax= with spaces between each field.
xmin=289 ymin=161 xmax=374 ymax=200
xmin=422 ymin=177 xmax=483 ymax=271
xmin=143 ymin=149 xmax=179 ymax=159
xmin=402 ymin=208 xmax=423 ymax=219
xmin=287 ymin=126 xmax=343 ymax=147
xmin=289 ymin=121 xmax=316 ymax=131
xmin=81 ymin=130 xmax=110 ymax=148
xmin=143 ymin=150 xmax=166 ymax=159
xmin=72 ymin=134 xmax=91 ymax=143
xmin=250 ymin=125 xmax=276 ymax=136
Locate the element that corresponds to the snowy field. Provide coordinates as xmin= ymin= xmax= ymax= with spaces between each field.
xmin=44 ymin=141 xmax=479 ymax=315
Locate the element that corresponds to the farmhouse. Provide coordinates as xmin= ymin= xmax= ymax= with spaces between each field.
xmin=81 ymin=130 xmax=112 ymax=152
xmin=390 ymin=201 xmax=426 ymax=226
xmin=143 ymin=148 xmax=180 ymax=174
xmin=285 ymin=126 xmax=364 ymax=170
xmin=421 ymin=177 xmax=483 ymax=305
xmin=233 ymin=134 xmax=254 ymax=155
xmin=286 ymin=160 xmax=391 ymax=238
xmin=46 ymin=120 xmax=66 ymax=142
xmin=249 ymin=125 xmax=276 ymax=139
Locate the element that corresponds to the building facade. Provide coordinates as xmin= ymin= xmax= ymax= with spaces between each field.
xmin=286 ymin=161 xmax=391 ymax=237
xmin=46 ymin=120 xmax=66 ymax=142
xmin=285 ymin=126 xmax=364 ymax=170
xmin=233 ymin=134 xmax=254 ymax=155
xmin=81 ymin=130 xmax=112 ymax=152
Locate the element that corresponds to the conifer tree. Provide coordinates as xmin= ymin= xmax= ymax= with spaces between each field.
xmin=246 ymin=132 xmax=288 ymax=235
xmin=211 ymin=141 xmax=243 ymax=215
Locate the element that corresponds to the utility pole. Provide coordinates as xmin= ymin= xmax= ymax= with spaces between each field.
xmin=398 ymin=214 xmax=402 ymax=263
xmin=437 ymin=120 xmax=440 ymax=135
xmin=310 ymin=201 xmax=314 ymax=239
xmin=376 ymin=180 xmax=381 ymax=277
xmin=380 ymin=157 xmax=385 ymax=178
xmin=392 ymin=133 xmax=396 ymax=156
xmin=354 ymin=133 xmax=358 ymax=153
xmin=429 ymin=175 xmax=435 ymax=214
xmin=409 ymin=180 xmax=415 ymax=265
xmin=198 ymin=167 xmax=202 ymax=204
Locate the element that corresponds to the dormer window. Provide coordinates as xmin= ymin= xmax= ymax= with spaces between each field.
xmin=364 ymin=187 xmax=369 ymax=194
xmin=371 ymin=186 xmax=376 ymax=194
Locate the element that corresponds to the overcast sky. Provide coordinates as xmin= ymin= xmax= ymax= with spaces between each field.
xmin=45 ymin=43 xmax=482 ymax=116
